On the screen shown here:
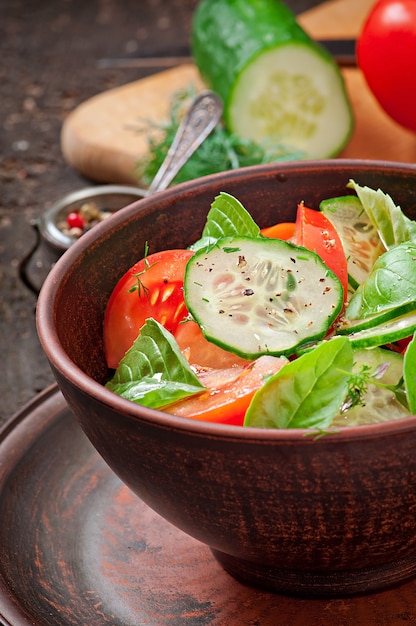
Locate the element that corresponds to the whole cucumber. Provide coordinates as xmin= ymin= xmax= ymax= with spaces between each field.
xmin=191 ymin=0 xmax=353 ymax=158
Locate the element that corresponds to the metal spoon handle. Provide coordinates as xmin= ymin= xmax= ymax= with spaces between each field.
xmin=146 ymin=90 xmax=223 ymax=194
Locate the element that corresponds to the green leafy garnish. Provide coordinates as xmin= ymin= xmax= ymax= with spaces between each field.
xmin=341 ymin=362 xmax=407 ymax=413
xmin=190 ymin=191 xmax=261 ymax=252
xmin=135 ymin=87 xmax=303 ymax=187
xmin=347 ymin=180 xmax=416 ymax=249
xmin=244 ymin=337 xmax=353 ymax=429
xmin=404 ymin=334 xmax=416 ymax=414
xmin=128 ymin=241 xmax=156 ymax=300
xmin=106 ymin=319 xmax=204 ymax=408
xmin=345 ymin=242 xmax=416 ymax=321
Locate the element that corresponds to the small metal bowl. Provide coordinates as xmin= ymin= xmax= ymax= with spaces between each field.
xmin=38 ymin=184 xmax=147 ymax=254
xmin=21 ymin=185 xmax=146 ymax=294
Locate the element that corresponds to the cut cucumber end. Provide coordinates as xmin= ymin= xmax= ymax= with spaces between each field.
xmin=228 ymin=43 xmax=353 ymax=158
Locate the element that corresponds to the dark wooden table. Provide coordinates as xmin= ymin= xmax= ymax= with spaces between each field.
xmin=0 ymin=0 xmax=321 ymax=426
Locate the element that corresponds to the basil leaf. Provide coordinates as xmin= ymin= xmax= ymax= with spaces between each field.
xmin=404 ymin=334 xmax=416 ymax=415
xmin=347 ymin=180 xmax=416 ymax=249
xmin=346 ymin=242 xmax=416 ymax=321
xmin=244 ymin=337 xmax=353 ymax=429
xmin=190 ymin=192 xmax=260 ymax=252
xmin=106 ymin=318 xmax=204 ymax=407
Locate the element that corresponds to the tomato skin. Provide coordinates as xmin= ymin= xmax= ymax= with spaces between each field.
xmin=164 ymin=355 xmax=287 ymax=426
xmin=260 ymin=222 xmax=296 ymax=240
xmin=104 ymin=248 xmax=251 ymax=370
xmin=357 ymin=0 xmax=416 ymax=133
xmin=292 ymin=204 xmax=349 ymax=302
xmin=104 ymin=249 xmax=193 ymax=368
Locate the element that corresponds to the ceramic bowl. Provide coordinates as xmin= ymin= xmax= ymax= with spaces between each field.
xmin=37 ymin=160 xmax=416 ymax=598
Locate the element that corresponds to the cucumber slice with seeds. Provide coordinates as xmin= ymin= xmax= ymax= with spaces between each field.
xmin=319 ymin=195 xmax=386 ymax=289
xmin=184 ymin=236 xmax=343 ymax=359
xmin=192 ymin=0 xmax=353 ymax=158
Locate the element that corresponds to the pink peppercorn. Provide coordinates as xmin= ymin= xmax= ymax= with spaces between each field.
xmin=66 ymin=211 xmax=85 ymax=230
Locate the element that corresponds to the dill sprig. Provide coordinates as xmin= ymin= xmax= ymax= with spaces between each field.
xmin=129 ymin=242 xmax=158 ymax=300
xmin=341 ymin=362 xmax=408 ymax=413
xmin=134 ymin=86 xmax=304 ymax=187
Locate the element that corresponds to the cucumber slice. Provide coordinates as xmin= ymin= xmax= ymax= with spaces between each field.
xmin=332 ymin=347 xmax=409 ymax=427
xmin=319 ymin=195 xmax=386 ymax=289
xmin=184 ymin=236 xmax=343 ymax=359
xmin=338 ymin=309 xmax=416 ymax=349
xmin=191 ymin=0 xmax=353 ymax=158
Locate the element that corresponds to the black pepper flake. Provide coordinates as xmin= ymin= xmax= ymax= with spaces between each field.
xmin=242 ymin=288 xmax=254 ymax=296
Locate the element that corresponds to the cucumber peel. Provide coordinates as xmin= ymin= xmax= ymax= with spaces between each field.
xmin=338 ymin=308 xmax=416 ymax=349
xmin=192 ymin=0 xmax=353 ymax=158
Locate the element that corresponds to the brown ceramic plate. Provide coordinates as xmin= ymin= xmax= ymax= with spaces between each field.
xmin=0 ymin=387 xmax=416 ymax=626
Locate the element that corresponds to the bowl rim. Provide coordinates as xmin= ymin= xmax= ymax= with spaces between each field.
xmin=36 ymin=159 xmax=416 ymax=442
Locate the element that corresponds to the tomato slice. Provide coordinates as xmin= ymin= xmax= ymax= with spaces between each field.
xmin=104 ymin=248 xmax=251 ymax=370
xmin=104 ymin=249 xmax=193 ymax=368
xmin=164 ymin=355 xmax=287 ymax=425
xmin=292 ymin=203 xmax=349 ymax=302
xmin=175 ymin=319 xmax=250 ymax=369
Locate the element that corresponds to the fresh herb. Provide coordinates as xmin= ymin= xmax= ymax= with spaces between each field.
xmin=106 ymin=318 xmax=204 ymax=408
xmin=129 ymin=242 xmax=158 ymax=300
xmin=345 ymin=241 xmax=416 ymax=321
xmin=190 ymin=191 xmax=261 ymax=252
xmin=341 ymin=364 xmax=374 ymax=411
xmin=244 ymin=337 xmax=353 ymax=429
xmin=347 ymin=179 xmax=416 ymax=249
xmin=341 ymin=362 xmax=408 ymax=413
xmin=135 ymin=87 xmax=303 ymax=187
xmin=404 ymin=334 xmax=416 ymax=414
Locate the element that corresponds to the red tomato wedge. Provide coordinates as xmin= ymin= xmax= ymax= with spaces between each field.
xmin=292 ymin=203 xmax=349 ymax=302
xmin=164 ymin=355 xmax=286 ymax=425
xmin=175 ymin=319 xmax=250 ymax=369
xmin=104 ymin=248 xmax=251 ymax=370
xmin=104 ymin=249 xmax=193 ymax=368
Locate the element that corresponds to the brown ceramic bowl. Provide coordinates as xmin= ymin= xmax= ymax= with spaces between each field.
xmin=37 ymin=160 xmax=416 ymax=598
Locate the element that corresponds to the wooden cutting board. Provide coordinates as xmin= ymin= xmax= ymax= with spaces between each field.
xmin=61 ymin=0 xmax=416 ymax=185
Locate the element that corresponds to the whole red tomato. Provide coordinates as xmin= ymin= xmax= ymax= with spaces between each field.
xmin=357 ymin=0 xmax=416 ymax=133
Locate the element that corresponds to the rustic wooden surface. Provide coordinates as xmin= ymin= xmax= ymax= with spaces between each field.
xmin=0 ymin=0 xmax=324 ymax=425
xmin=63 ymin=0 xmax=416 ymax=185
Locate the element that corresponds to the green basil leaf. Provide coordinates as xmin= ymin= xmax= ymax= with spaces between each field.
xmin=106 ymin=318 xmax=204 ymax=407
xmin=244 ymin=336 xmax=353 ymax=429
xmin=105 ymin=378 xmax=204 ymax=408
xmin=404 ymin=334 xmax=416 ymax=415
xmin=190 ymin=192 xmax=260 ymax=252
xmin=347 ymin=180 xmax=416 ymax=249
xmin=346 ymin=242 xmax=416 ymax=321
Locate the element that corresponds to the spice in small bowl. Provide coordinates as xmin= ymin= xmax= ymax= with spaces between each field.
xmin=58 ymin=201 xmax=113 ymax=239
